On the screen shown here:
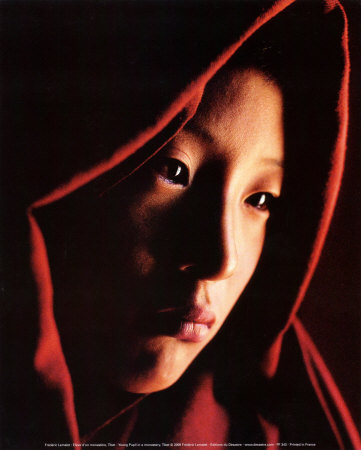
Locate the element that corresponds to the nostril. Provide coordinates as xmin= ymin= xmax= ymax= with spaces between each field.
xmin=179 ymin=263 xmax=195 ymax=273
xmin=179 ymin=263 xmax=208 ymax=280
xmin=178 ymin=248 xmax=238 ymax=281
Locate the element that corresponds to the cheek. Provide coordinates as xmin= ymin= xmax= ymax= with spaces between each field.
xmin=224 ymin=221 xmax=266 ymax=309
xmin=241 ymin=223 xmax=266 ymax=276
xmin=123 ymin=196 xmax=169 ymax=277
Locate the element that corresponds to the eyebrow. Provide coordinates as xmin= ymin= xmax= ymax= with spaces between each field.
xmin=260 ymin=157 xmax=284 ymax=168
xmin=186 ymin=122 xmax=216 ymax=145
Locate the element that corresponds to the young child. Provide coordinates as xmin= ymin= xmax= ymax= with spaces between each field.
xmin=2 ymin=1 xmax=360 ymax=448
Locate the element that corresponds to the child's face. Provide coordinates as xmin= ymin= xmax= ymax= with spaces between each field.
xmin=58 ymin=68 xmax=284 ymax=394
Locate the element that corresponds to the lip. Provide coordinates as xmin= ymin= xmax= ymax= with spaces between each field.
xmin=144 ymin=305 xmax=216 ymax=343
xmin=181 ymin=306 xmax=216 ymax=326
xmin=172 ymin=320 xmax=212 ymax=342
xmin=173 ymin=306 xmax=216 ymax=342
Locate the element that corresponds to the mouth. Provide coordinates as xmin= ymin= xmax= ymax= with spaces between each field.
xmin=172 ymin=320 xmax=213 ymax=343
xmin=143 ymin=305 xmax=216 ymax=343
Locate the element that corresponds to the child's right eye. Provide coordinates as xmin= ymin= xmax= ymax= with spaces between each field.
xmin=152 ymin=157 xmax=190 ymax=187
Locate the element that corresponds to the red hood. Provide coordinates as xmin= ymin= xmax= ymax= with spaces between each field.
xmin=2 ymin=0 xmax=360 ymax=448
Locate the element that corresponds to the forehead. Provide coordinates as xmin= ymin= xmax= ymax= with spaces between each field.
xmin=178 ymin=68 xmax=284 ymax=166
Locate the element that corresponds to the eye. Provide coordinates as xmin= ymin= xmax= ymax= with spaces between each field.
xmin=152 ymin=157 xmax=190 ymax=187
xmin=245 ymin=192 xmax=276 ymax=212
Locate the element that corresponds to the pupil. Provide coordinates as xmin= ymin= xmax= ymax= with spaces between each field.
xmin=169 ymin=162 xmax=182 ymax=179
xmin=258 ymin=194 xmax=266 ymax=206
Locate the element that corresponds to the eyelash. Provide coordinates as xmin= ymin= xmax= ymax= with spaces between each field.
xmin=245 ymin=192 xmax=276 ymax=212
xmin=152 ymin=157 xmax=277 ymax=212
xmin=151 ymin=157 xmax=190 ymax=187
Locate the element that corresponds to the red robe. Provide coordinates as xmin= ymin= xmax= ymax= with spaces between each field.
xmin=2 ymin=0 xmax=360 ymax=448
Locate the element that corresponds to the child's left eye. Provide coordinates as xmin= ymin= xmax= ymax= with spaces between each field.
xmin=245 ymin=192 xmax=276 ymax=211
xmin=152 ymin=157 xmax=189 ymax=187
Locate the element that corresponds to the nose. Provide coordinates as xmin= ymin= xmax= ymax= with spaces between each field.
xmin=179 ymin=191 xmax=239 ymax=281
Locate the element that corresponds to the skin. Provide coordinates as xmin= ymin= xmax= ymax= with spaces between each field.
xmin=51 ymin=67 xmax=284 ymax=429
xmin=114 ymin=68 xmax=284 ymax=393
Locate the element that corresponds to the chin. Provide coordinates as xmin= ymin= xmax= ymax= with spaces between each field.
xmin=120 ymin=371 xmax=182 ymax=394
xmin=115 ymin=337 xmax=201 ymax=394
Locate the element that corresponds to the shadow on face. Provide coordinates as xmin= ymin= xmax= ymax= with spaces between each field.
xmin=39 ymin=67 xmax=283 ymax=431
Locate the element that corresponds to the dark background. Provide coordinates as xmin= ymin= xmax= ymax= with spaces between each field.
xmin=300 ymin=0 xmax=361 ymax=428
xmin=1 ymin=0 xmax=360 ymax=443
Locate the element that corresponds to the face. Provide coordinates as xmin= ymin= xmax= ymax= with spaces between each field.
xmin=55 ymin=68 xmax=284 ymax=396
